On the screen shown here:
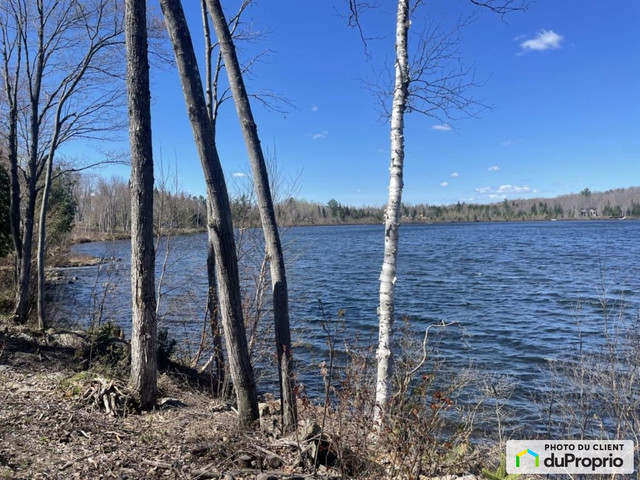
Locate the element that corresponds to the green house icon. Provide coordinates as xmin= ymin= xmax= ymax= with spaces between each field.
xmin=516 ymin=449 xmax=539 ymax=467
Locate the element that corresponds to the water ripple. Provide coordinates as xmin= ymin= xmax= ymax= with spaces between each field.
xmin=53 ymin=220 xmax=640 ymax=432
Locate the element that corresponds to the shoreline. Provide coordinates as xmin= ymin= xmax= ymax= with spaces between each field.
xmin=70 ymin=216 xmax=638 ymax=246
xmin=71 ymin=227 xmax=208 ymax=245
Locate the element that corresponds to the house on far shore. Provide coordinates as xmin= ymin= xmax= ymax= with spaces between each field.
xmin=579 ymin=208 xmax=598 ymax=217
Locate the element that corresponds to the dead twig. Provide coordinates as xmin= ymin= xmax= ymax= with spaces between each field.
xmin=142 ymin=458 xmax=172 ymax=469
xmin=59 ymin=454 xmax=94 ymax=471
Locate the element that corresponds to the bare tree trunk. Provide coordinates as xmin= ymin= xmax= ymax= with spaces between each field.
xmin=125 ymin=0 xmax=158 ymax=410
xmin=14 ymin=107 xmax=41 ymax=322
xmin=13 ymin=0 xmax=46 ymax=324
xmin=206 ymin=216 xmax=226 ymax=395
xmin=8 ymin=116 xmax=21 ymax=283
xmin=200 ymin=0 xmax=214 ymax=123
xmin=14 ymin=187 xmax=36 ymax=323
xmin=375 ymin=0 xmax=410 ymax=422
xmin=201 ymin=0 xmax=226 ymax=396
xmin=1 ymin=2 xmax=23 ymax=287
xmin=36 ymin=151 xmax=53 ymax=331
xmin=159 ymin=0 xmax=258 ymax=427
xmin=206 ymin=0 xmax=298 ymax=432
xmin=2 ymin=44 xmax=22 ymax=283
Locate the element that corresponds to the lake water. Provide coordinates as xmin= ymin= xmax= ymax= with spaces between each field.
xmin=52 ymin=221 xmax=640 ymax=432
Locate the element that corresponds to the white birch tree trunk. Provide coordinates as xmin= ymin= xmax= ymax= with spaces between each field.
xmin=375 ymin=0 xmax=410 ymax=423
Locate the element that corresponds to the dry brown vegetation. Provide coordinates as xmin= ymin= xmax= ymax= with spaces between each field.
xmin=0 ymin=324 xmax=491 ymax=480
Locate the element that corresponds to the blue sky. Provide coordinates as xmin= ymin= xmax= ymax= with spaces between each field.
xmin=70 ymin=0 xmax=640 ymax=207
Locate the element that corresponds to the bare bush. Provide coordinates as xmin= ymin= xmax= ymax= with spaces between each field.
xmin=540 ymin=284 xmax=640 ymax=479
xmin=297 ymin=309 xmax=485 ymax=479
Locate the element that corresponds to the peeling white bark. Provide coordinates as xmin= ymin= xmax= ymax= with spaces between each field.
xmin=375 ymin=0 xmax=410 ymax=423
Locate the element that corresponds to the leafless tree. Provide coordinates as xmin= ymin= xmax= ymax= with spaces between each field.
xmin=347 ymin=0 xmax=527 ymax=425
xmin=206 ymin=0 xmax=298 ymax=432
xmin=198 ymin=0 xmax=252 ymax=397
xmin=159 ymin=0 xmax=259 ymax=427
xmin=0 ymin=0 xmax=125 ymax=325
xmin=198 ymin=0 xmax=293 ymax=400
xmin=125 ymin=0 xmax=157 ymax=409
xmin=0 ymin=4 xmax=22 ymax=283
xmin=35 ymin=0 xmax=125 ymax=330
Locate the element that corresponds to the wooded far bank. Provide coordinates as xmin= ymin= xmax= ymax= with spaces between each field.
xmin=3 ymin=165 xmax=634 ymax=253
xmin=64 ymin=172 xmax=640 ymax=240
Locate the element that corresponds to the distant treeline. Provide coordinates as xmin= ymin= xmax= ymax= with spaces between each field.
xmin=70 ymin=174 xmax=640 ymax=238
xmin=269 ymin=187 xmax=640 ymax=225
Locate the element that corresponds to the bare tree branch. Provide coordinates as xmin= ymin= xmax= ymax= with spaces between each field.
xmin=470 ymin=0 xmax=529 ymax=19
xmin=202 ymin=0 xmax=295 ymax=126
xmin=365 ymin=14 xmax=489 ymax=127
xmin=345 ymin=0 xmax=382 ymax=57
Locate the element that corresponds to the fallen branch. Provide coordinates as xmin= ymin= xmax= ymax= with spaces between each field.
xmin=270 ymin=439 xmax=300 ymax=449
xmin=142 ymin=458 xmax=173 ymax=469
xmin=254 ymin=444 xmax=286 ymax=464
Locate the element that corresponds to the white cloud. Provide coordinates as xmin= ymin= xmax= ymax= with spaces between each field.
xmin=501 ymin=139 xmax=512 ymax=147
xmin=520 ymin=30 xmax=564 ymax=52
xmin=440 ymin=182 xmax=449 ymax=187
xmin=308 ymin=130 xmax=328 ymax=140
xmin=496 ymin=184 xmax=536 ymax=194
xmin=232 ymin=172 xmax=247 ymax=178
xmin=451 ymin=172 xmax=459 ymax=178
xmin=311 ymin=105 xmax=318 ymax=112
xmin=432 ymin=123 xmax=452 ymax=131
xmin=476 ymin=185 xmax=538 ymax=198
xmin=488 ymin=166 xmax=500 ymax=172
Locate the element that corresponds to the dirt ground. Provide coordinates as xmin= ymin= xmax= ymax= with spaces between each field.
xmin=0 ymin=329 xmax=332 ymax=480
xmin=0 ymin=326 xmax=497 ymax=480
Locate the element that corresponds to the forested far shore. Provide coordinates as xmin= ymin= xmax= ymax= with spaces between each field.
xmin=3 ymin=165 xmax=637 ymax=253
xmin=69 ymin=174 xmax=640 ymax=237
